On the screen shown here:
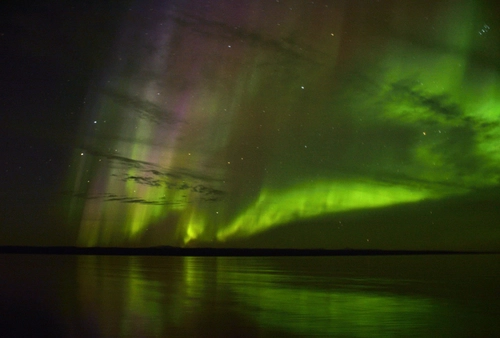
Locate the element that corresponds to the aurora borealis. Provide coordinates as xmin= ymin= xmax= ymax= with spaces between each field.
xmin=2 ymin=0 xmax=500 ymax=249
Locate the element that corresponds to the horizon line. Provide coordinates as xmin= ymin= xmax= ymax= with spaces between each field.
xmin=0 ymin=245 xmax=498 ymax=257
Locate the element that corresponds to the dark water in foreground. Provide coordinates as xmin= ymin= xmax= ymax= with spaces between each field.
xmin=0 ymin=254 xmax=499 ymax=337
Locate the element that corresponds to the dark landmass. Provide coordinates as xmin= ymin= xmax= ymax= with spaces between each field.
xmin=0 ymin=246 xmax=497 ymax=256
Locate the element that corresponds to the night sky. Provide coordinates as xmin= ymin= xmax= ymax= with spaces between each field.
xmin=2 ymin=0 xmax=500 ymax=250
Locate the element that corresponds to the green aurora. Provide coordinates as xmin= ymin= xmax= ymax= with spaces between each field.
xmin=63 ymin=0 xmax=500 ymax=248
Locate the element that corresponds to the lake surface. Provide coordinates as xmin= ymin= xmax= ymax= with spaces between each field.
xmin=0 ymin=254 xmax=499 ymax=337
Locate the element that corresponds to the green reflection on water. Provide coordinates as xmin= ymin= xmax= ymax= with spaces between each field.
xmin=77 ymin=256 xmax=453 ymax=337
xmin=77 ymin=256 xmax=172 ymax=337
xmin=120 ymin=257 xmax=163 ymax=337
xmin=230 ymin=277 xmax=439 ymax=337
xmin=216 ymin=258 xmax=448 ymax=337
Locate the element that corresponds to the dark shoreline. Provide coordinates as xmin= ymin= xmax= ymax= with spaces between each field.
xmin=0 ymin=246 xmax=497 ymax=256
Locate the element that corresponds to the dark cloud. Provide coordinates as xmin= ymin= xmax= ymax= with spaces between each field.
xmin=64 ymin=146 xmax=226 ymax=205
xmin=168 ymin=10 xmax=322 ymax=64
xmin=100 ymin=88 xmax=182 ymax=125
xmin=123 ymin=176 xmax=162 ymax=187
xmin=387 ymin=79 xmax=463 ymax=121
xmin=81 ymin=147 xmax=155 ymax=168
xmin=66 ymin=183 xmax=223 ymax=205
xmin=119 ymin=0 xmax=333 ymax=67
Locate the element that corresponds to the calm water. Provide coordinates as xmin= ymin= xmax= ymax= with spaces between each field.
xmin=0 ymin=254 xmax=499 ymax=337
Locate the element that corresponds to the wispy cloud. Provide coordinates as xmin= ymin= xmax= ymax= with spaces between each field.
xmin=101 ymin=88 xmax=182 ymax=125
